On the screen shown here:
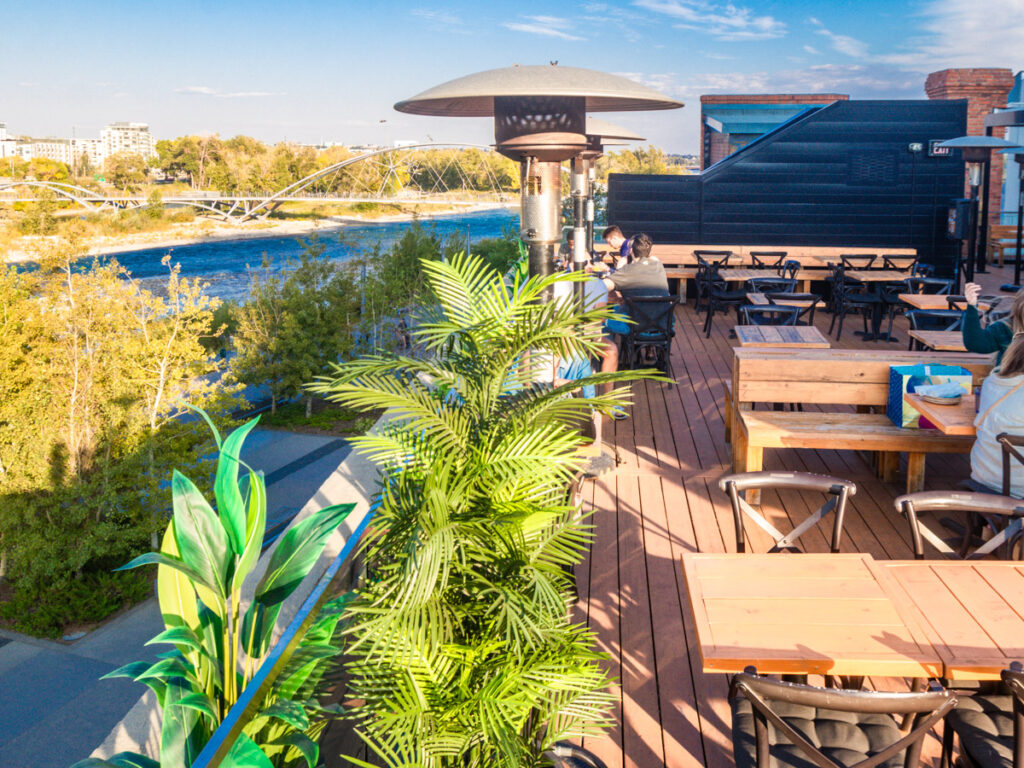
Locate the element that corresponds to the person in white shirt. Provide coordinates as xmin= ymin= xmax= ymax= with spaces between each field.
xmin=971 ymin=290 xmax=1024 ymax=497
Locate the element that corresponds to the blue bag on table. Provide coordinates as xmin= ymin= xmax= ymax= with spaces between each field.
xmin=886 ymin=364 xmax=973 ymax=428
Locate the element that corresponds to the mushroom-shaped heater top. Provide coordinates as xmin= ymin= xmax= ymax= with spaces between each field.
xmin=585 ymin=116 xmax=645 ymax=154
xmin=395 ymin=65 xmax=679 ymax=161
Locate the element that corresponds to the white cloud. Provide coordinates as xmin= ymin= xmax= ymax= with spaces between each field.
xmin=411 ymin=9 xmax=468 ymax=33
xmin=502 ymin=15 xmax=585 ymax=40
xmin=803 ymin=45 xmax=821 ymax=55
xmin=809 ymin=17 xmax=869 ymax=58
xmin=174 ymin=85 xmax=280 ymax=98
xmin=877 ymin=0 xmax=1024 ymax=70
xmin=633 ymin=0 xmax=786 ymax=41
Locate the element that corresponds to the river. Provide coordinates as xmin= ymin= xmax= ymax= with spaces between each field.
xmin=93 ymin=208 xmax=520 ymax=302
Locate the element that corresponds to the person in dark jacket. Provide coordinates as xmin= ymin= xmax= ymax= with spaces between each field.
xmin=962 ymin=282 xmax=1017 ymax=365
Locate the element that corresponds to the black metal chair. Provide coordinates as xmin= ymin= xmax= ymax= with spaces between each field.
xmin=779 ymin=260 xmax=801 ymax=281
xmin=747 ymin=276 xmax=797 ymax=294
xmin=702 ymin=264 xmax=748 ymax=338
xmin=767 ymin=292 xmax=822 ymax=326
xmin=829 ymin=265 xmax=882 ymax=341
xmin=905 ymin=309 xmax=964 ymax=350
xmin=739 ymin=304 xmax=800 ymax=326
xmin=894 ymin=491 xmax=1024 ymax=559
xmin=621 ymin=294 xmax=677 ymax=378
xmin=750 ymin=251 xmax=788 ymax=270
xmin=998 ymin=433 xmax=1024 ymax=499
xmin=904 ymin=276 xmax=953 ymax=295
xmin=841 ymin=254 xmax=877 ymax=270
xmin=912 ymin=262 xmax=935 ymax=278
xmin=730 ymin=670 xmax=956 ymax=768
xmin=695 ymin=250 xmax=733 ymax=268
xmin=883 ymin=255 xmax=918 ymax=272
xmin=720 ymin=471 xmax=856 ymax=553
xmin=944 ymin=662 xmax=1024 ymax=768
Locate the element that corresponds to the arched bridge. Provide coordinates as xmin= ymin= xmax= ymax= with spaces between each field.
xmin=0 ymin=143 xmax=518 ymax=224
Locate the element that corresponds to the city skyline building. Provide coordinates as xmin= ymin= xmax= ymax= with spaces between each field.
xmin=0 ymin=121 xmax=156 ymax=166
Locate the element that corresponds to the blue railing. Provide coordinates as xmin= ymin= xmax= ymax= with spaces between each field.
xmin=190 ymin=503 xmax=376 ymax=767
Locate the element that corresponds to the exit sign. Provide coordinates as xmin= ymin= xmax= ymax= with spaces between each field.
xmin=929 ymin=140 xmax=952 ymax=157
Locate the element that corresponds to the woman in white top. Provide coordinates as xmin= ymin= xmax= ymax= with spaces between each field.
xmin=971 ymin=290 xmax=1024 ymax=497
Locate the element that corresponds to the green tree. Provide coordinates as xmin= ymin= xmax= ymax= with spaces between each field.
xmin=311 ymin=256 xmax=660 ymax=767
xmin=104 ymin=152 xmax=149 ymax=193
xmin=26 ymin=157 xmax=70 ymax=182
xmin=231 ymin=238 xmax=358 ymax=415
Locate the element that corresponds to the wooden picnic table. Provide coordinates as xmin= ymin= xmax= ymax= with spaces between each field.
xmin=904 ymin=392 xmax=977 ymax=436
xmin=899 ymin=294 xmax=991 ymax=312
xmin=734 ymin=325 xmax=831 ymax=348
xmin=681 ymin=553 xmax=942 ymax=677
xmin=907 ymin=329 xmax=968 ymax=352
xmin=880 ymin=561 xmax=1024 ymax=681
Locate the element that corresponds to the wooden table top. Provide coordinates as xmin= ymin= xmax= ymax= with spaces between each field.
xmin=681 ymin=553 xmax=942 ymax=677
xmin=734 ymin=325 xmax=831 ymax=348
xmin=907 ymin=329 xmax=968 ymax=352
xmin=747 ymin=292 xmax=818 ymax=308
xmin=846 ymin=270 xmax=912 ymax=282
xmin=904 ymin=392 xmax=977 ymax=435
xmin=880 ymin=561 xmax=1024 ymax=680
xmin=719 ymin=269 xmax=767 ymax=282
xmin=898 ymin=294 xmax=991 ymax=312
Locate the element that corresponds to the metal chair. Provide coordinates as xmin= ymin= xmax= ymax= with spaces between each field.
xmin=905 ymin=309 xmax=964 ymax=350
xmin=702 ymin=263 xmax=748 ymax=337
xmin=739 ymin=304 xmax=800 ymax=327
xmin=912 ymin=262 xmax=935 ymax=278
xmin=747 ymin=276 xmax=797 ymax=294
xmin=779 ymin=260 xmax=800 ymax=281
xmin=767 ymin=292 xmax=822 ymax=326
xmin=998 ymin=432 xmax=1024 ymax=498
xmin=883 ymin=255 xmax=918 ymax=272
xmin=829 ymin=265 xmax=881 ymax=341
xmin=720 ymin=471 xmax=856 ymax=553
xmin=750 ymin=251 xmax=787 ymax=270
xmin=943 ymin=662 xmax=1024 ymax=768
xmin=894 ymin=491 xmax=1024 ymax=559
xmin=694 ymin=250 xmax=733 ymax=268
xmin=730 ymin=670 xmax=956 ymax=768
xmin=841 ymin=254 xmax=877 ymax=270
xmin=904 ymin=276 xmax=953 ymax=295
xmin=621 ymin=294 xmax=677 ymax=377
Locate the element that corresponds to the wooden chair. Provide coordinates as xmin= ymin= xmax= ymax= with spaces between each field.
xmin=944 ymin=662 xmax=1024 ymax=768
xmin=730 ymin=670 xmax=956 ymax=768
xmin=894 ymin=490 xmax=1024 ymax=559
xmin=720 ymin=471 xmax=856 ymax=554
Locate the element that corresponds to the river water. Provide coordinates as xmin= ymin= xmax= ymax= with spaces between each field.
xmin=97 ymin=208 xmax=519 ymax=302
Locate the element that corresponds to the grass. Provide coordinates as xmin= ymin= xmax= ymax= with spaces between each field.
xmin=260 ymin=398 xmax=379 ymax=436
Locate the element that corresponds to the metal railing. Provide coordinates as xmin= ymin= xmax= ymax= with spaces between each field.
xmin=191 ymin=503 xmax=376 ymax=767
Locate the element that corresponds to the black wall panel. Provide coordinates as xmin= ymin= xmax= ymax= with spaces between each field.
xmin=606 ymin=100 xmax=968 ymax=273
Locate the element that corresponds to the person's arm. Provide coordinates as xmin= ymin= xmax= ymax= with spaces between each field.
xmin=961 ymin=282 xmax=1003 ymax=355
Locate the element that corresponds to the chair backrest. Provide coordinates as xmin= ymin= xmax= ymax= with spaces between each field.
xmin=695 ymin=250 xmax=732 ymax=267
xmin=766 ymin=293 xmax=822 ymax=324
xmin=750 ymin=251 xmax=787 ymax=269
xmin=720 ymin=471 xmax=856 ymax=553
xmin=778 ymin=260 xmax=800 ymax=280
xmin=912 ymin=262 xmax=935 ymax=277
xmin=894 ymin=490 xmax=1024 ymax=559
xmin=906 ymin=309 xmax=964 ymax=333
xmin=739 ymin=304 xmax=800 ymax=326
xmin=732 ymin=348 xmax=994 ymax=408
xmin=904 ymin=277 xmax=952 ymax=295
xmin=883 ymin=255 xmax=917 ymax=271
xmin=747 ymin=276 xmax=797 ymax=293
xmin=730 ymin=671 xmax=956 ymax=768
xmin=998 ymin=433 xmax=1024 ymax=498
xmin=623 ymin=294 xmax=677 ymax=341
xmin=841 ymin=254 xmax=877 ymax=270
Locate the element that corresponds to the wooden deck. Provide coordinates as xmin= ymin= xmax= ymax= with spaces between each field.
xmin=573 ymin=271 xmax=1009 ymax=768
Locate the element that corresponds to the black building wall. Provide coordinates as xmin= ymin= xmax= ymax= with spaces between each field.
xmin=607 ymin=99 xmax=968 ymax=272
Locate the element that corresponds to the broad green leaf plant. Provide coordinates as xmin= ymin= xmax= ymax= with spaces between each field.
xmin=71 ymin=410 xmax=354 ymax=768
xmin=311 ymin=253 xmax=662 ymax=767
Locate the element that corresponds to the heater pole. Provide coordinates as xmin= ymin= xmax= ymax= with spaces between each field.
xmin=570 ymin=156 xmax=589 ymax=306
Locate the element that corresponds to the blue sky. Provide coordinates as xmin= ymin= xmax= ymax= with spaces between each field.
xmin=1 ymin=0 xmax=1020 ymax=153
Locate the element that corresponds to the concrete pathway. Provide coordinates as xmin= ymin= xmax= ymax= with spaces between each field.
xmin=0 ymin=428 xmax=349 ymax=767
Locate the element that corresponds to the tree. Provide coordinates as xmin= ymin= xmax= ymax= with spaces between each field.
xmin=311 ymin=257 xmax=661 ymax=766
xmin=597 ymin=145 xmax=676 ymax=180
xmin=104 ymin=152 xmax=149 ymax=193
xmin=26 ymin=157 xmax=70 ymax=183
xmin=231 ymin=238 xmax=359 ymax=414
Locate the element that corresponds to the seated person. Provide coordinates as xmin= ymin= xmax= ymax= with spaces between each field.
xmin=963 ymin=282 xmax=1020 ymax=366
xmin=602 ymin=225 xmax=634 ymax=268
xmin=970 ymin=295 xmax=1024 ymax=497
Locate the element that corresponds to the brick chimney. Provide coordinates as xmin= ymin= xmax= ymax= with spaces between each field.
xmin=926 ymin=68 xmax=1015 ymax=224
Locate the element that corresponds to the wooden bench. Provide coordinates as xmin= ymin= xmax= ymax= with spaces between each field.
xmin=729 ymin=349 xmax=994 ymax=502
xmin=987 ymin=224 xmax=1021 ymax=267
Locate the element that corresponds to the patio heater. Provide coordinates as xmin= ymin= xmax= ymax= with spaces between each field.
xmin=937 ymin=135 xmax=1022 ymax=283
xmin=394 ymin=66 xmax=681 ymax=297
xmin=999 ymin=146 xmax=1024 ymax=293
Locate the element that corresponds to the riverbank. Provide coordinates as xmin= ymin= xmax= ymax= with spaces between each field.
xmin=0 ymin=202 xmax=514 ymax=264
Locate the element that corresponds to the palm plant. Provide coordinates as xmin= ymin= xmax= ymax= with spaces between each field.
xmin=72 ymin=411 xmax=355 ymax=768
xmin=310 ymin=254 xmax=660 ymax=767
